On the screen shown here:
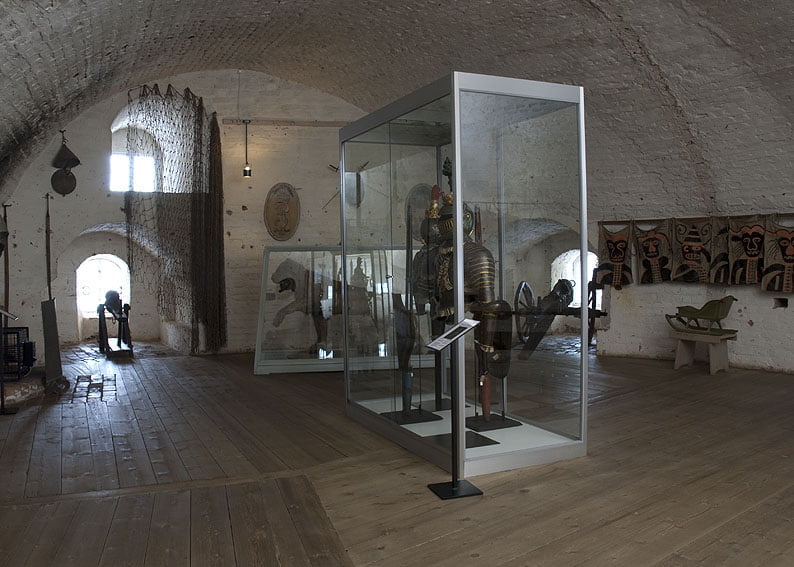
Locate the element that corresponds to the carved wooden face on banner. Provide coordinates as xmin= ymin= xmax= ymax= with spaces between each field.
xmin=735 ymin=225 xmax=765 ymax=258
xmin=639 ymin=231 xmax=666 ymax=259
xmin=679 ymin=226 xmax=711 ymax=266
xmin=773 ymin=229 xmax=794 ymax=264
xmin=682 ymin=239 xmax=703 ymax=265
xmin=595 ymin=225 xmax=633 ymax=288
xmin=606 ymin=234 xmax=628 ymax=263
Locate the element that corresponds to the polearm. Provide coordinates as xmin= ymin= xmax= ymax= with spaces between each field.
xmin=45 ymin=194 xmax=53 ymax=301
xmin=370 ymin=251 xmax=379 ymax=333
xmin=406 ymin=205 xmax=421 ymax=408
xmin=405 ymin=205 xmax=414 ymax=311
xmin=377 ymin=249 xmax=387 ymax=344
xmin=2 ymin=203 xmax=9 ymax=328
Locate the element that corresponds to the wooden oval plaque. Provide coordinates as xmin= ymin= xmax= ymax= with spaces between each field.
xmin=264 ymin=182 xmax=300 ymax=241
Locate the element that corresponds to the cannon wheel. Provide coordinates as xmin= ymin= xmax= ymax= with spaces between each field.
xmin=514 ymin=280 xmax=535 ymax=344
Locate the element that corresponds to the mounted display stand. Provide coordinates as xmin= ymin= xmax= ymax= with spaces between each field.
xmin=427 ymin=319 xmax=482 ymax=500
xmin=42 ymin=194 xmax=69 ymax=394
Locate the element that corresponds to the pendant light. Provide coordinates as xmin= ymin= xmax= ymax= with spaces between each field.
xmin=242 ymin=119 xmax=252 ymax=177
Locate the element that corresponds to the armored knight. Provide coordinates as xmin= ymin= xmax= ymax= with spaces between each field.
xmin=431 ymin=193 xmax=512 ymax=421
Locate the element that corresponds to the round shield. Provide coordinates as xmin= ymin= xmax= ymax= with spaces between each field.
xmin=51 ymin=169 xmax=76 ymax=195
xmin=264 ymin=183 xmax=300 ymax=241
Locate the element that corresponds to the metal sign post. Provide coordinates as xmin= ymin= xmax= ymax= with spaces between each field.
xmin=426 ymin=318 xmax=483 ymax=500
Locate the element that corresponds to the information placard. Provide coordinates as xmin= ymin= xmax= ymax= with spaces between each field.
xmin=426 ymin=318 xmax=480 ymax=352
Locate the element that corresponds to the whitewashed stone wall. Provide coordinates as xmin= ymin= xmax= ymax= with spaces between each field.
xmin=5 ymin=69 xmax=363 ymax=358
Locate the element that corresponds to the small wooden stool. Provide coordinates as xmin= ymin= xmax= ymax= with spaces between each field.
xmin=670 ymin=330 xmax=737 ymax=375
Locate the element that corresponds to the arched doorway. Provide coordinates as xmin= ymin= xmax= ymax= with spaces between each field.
xmin=550 ymin=249 xmax=598 ymax=308
xmin=548 ymin=249 xmax=600 ymax=338
xmin=75 ymin=254 xmax=131 ymax=341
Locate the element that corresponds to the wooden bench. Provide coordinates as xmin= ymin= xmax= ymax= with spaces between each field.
xmin=670 ymin=330 xmax=737 ymax=375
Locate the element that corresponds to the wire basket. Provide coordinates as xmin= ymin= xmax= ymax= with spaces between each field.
xmin=2 ymin=326 xmax=35 ymax=381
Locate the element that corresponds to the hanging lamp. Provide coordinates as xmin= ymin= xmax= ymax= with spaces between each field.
xmin=242 ymin=119 xmax=252 ymax=177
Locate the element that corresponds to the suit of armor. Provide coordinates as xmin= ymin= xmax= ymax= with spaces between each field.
xmin=432 ymin=193 xmax=512 ymax=421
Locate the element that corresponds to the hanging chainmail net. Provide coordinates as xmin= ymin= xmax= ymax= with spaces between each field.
xmin=124 ymin=84 xmax=227 ymax=353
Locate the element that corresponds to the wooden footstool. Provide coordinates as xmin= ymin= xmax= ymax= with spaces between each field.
xmin=670 ymin=330 xmax=737 ymax=375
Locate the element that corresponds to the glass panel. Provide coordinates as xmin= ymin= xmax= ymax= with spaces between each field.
xmin=254 ymin=248 xmax=341 ymax=373
xmin=110 ymin=153 xmax=156 ymax=193
xmin=109 ymin=153 xmax=129 ymax=192
xmin=133 ymin=155 xmax=156 ymax=192
xmin=457 ymin=90 xmax=583 ymax=451
xmin=343 ymin=95 xmax=455 ymax=443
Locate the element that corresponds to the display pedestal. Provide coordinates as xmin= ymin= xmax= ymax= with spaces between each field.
xmin=466 ymin=414 xmax=522 ymax=432
xmin=426 ymin=430 xmax=499 ymax=449
xmin=380 ymin=408 xmax=442 ymax=425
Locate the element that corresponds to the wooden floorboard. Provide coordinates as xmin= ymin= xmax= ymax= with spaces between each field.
xmin=226 ymin=481 xmax=280 ymax=565
xmin=0 ymin=501 xmax=40 ymax=562
xmin=1 ymin=342 xmax=793 ymax=565
xmin=119 ymin=365 xmax=191 ymax=485
xmin=190 ymin=485 xmax=236 ymax=567
xmin=139 ymin=360 xmax=249 ymax=479
xmin=144 ymin=359 xmax=283 ymax=476
xmin=133 ymin=361 xmax=225 ymax=480
xmin=99 ymin=493 xmax=155 ymax=567
xmin=145 ymin=490 xmax=191 ymax=566
xmin=257 ymin=478 xmax=313 ymax=566
xmin=86 ymin=399 xmax=120 ymax=491
xmin=61 ymin=402 xmax=97 ymax=494
xmin=25 ymin=401 xmax=62 ymax=497
xmin=0 ymin=405 xmax=38 ymax=501
xmin=21 ymin=500 xmax=81 ymax=565
xmin=277 ymin=475 xmax=354 ymax=566
xmin=106 ymin=400 xmax=158 ymax=488
xmin=54 ymin=498 xmax=118 ymax=566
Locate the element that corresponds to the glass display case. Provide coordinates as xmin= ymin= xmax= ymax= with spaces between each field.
xmin=254 ymin=246 xmax=343 ymax=374
xmin=254 ymin=245 xmax=436 ymax=375
xmin=340 ymin=72 xmax=588 ymax=477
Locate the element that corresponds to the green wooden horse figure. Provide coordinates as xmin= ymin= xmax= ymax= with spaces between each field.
xmin=665 ymin=295 xmax=738 ymax=335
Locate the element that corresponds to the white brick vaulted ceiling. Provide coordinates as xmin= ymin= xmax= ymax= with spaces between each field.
xmin=1 ymin=0 xmax=792 ymax=215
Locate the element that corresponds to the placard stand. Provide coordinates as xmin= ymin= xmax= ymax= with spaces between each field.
xmin=0 ymin=307 xmax=20 ymax=415
xmin=427 ymin=319 xmax=483 ymax=500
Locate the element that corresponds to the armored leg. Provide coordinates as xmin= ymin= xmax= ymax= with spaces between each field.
xmin=479 ymin=373 xmax=492 ymax=421
xmin=473 ymin=299 xmax=513 ymax=421
xmin=402 ymin=371 xmax=414 ymax=415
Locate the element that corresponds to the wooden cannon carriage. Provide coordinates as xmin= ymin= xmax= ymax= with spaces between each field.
xmin=513 ymin=278 xmax=608 ymax=359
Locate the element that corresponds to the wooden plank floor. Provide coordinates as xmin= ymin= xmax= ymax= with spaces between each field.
xmin=1 ymin=342 xmax=793 ymax=565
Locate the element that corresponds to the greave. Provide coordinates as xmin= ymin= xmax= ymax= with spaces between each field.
xmin=479 ymin=374 xmax=492 ymax=421
xmin=402 ymin=371 xmax=414 ymax=415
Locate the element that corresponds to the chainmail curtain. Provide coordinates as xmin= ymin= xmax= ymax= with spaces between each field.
xmin=124 ymin=84 xmax=227 ymax=353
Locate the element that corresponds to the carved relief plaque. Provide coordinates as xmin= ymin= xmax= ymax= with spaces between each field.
xmin=264 ymin=182 xmax=300 ymax=241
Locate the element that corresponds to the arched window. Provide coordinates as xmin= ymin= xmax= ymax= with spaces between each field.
xmin=76 ymin=254 xmax=131 ymax=317
xmin=550 ymin=250 xmax=599 ymax=308
xmin=109 ymin=126 xmax=159 ymax=192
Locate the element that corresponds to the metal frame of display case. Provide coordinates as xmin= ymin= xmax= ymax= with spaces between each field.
xmin=340 ymin=72 xmax=588 ymax=478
